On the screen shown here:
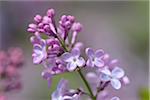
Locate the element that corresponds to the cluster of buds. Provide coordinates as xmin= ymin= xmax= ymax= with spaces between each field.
xmin=0 ymin=47 xmax=24 ymax=100
xmin=27 ymin=9 xmax=130 ymax=100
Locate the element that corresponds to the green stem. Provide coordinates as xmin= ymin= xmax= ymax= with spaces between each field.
xmin=78 ymin=69 xmax=96 ymax=100
xmin=56 ymin=34 xmax=96 ymax=100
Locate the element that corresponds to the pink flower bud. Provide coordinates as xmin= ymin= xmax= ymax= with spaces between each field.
xmin=29 ymin=23 xmax=37 ymax=29
xmin=42 ymin=16 xmax=52 ymax=24
xmin=71 ymin=22 xmax=82 ymax=32
xmin=122 ymin=76 xmax=130 ymax=85
xmin=27 ymin=28 xmax=36 ymax=33
xmin=34 ymin=15 xmax=42 ymax=23
xmin=67 ymin=15 xmax=75 ymax=22
xmin=47 ymin=9 xmax=55 ymax=17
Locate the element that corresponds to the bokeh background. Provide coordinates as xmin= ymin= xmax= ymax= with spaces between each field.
xmin=0 ymin=1 xmax=149 ymax=100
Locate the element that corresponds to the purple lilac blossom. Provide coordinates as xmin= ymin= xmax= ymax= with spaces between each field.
xmin=27 ymin=8 xmax=130 ymax=100
xmin=62 ymin=49 xmax=85 ymax=71
xmin=52 ymin=79 xmax=81 ymax=100
xmin=100 ymin=67 xmax=125 ymax=90
xmin=86 ymin=48 xmax=104 ymax=68
xmin=0 ymin=48 xmax=24 ymax=100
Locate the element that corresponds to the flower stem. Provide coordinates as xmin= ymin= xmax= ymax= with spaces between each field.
xmin=56 ymin=33 xmax=96 ymax=100
xmin=78 ymin=69 xmax=96 ymax=100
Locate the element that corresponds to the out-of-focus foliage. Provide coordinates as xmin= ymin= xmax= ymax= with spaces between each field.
xmin=139 ymin=88 xmax=149 ymax=100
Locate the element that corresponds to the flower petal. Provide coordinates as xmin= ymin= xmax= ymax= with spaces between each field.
xmin=67 ymin=62 xmax=77 ymax=71
xmin=100 ymin=73 xmax=111 ymax=81
xmin=32 ymin=51 xmax=43 ymax=64
xmin=76 ymin=57 xmax=85 ymax=67
xmin=111 ymin=78 xmax=121 ymax=90
xmin=85 ymin=48 xmax=95 ymax=59
xmin=95 ymin=49 xmax=104 ymax=58
xmin=71 ymin=48 xmax=80 ymax=58
xmin=61 ymin=52 xmax=73 ymax=62
xmin=86 ymin=59 xmax=94 ymax=67
xmin=101 ymin=67 xmax=111 ymax=76
xmin=94 ymin=58 xmax=104 ymax=67
xmin=112 ymin=67 xmax=124 ymax=79
xmin=111 ymin=96 xmax=120 ymax=100
xmin=57 ymin=79 xmax=69 ymax=94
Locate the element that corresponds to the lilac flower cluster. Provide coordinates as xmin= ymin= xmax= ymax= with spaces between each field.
xmin=0 ymin=47 xmax=24 ymax=100
xmin=27 ymin=9 xmax=129 ymax=100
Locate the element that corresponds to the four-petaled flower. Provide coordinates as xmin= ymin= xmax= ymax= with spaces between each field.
xmin=62 ymin=49 xmax=85 ymax=71
xmin=52 ymin=79 xmax=80 ymax=100
xmin=100 ymin=67 xmax=125 ymax=90
xmin=86 ymin=48 xmax=104 ymax=68
xmin=32 ymin=39 xmax=47 ymax=64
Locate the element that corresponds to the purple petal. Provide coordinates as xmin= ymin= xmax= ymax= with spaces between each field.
xmin=67 ymin=62 xmax=77 ymax=71
xmin=100 ymin=73 xmax=111 ymax=82
xmin=94 ymin=58 xmax=104 ymax=67
xmin=61 ymin=52 xmax=73 ymax=62
xmin=111 ymin=67 xmax=124 ymax=79
xmin=41 ymin=71 xmax=52 ymax=80
xmin=95 ymin=49 xmax=104 ymax=58
xmin=101 ymin=67 xmax=111 ymax=76
xmin=111 ymin=97 xmax=120 ymax=100
xmin=85 ymin=48 xmax=95 ymax=59
xmin=76 ymin=57 xmax=85 ymax=67
xmin=71 ymin=49 xmax=80 ymax=58
xmin=86 ymin=59 xmax=94 ymax=67
xmin=57 ymin=79 xmax=69 ymax=94
xmin=111 ymin=78 xmax=121 ymax=90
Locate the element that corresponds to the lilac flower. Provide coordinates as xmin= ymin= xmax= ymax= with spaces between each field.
xmin=52 ymin=79 xmax=81 ymax=100
xmin=32 ymin=39 xmax=47 ymax=64
xmin=0 ymin=48 xmax=24 ymax=99
xmin=100 ymin=67 xmax=125 ymax=90
xmin=110 ymin=96 xmax=120 ymax=100
xmin=27 ymin=8 xmax=130 ymax=100
xmin=62 ymin=49 xmax=85 ymax=71
xmin=86 ymin=48 xmax=104 ymax=68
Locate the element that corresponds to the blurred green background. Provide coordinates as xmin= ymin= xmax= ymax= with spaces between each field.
xmin=0 ymin=1 xmax=149 ymax=100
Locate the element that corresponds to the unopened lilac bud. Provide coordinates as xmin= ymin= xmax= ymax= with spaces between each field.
xmin=71 ymin=22 xmax=82 ymax=32
xmin=61 ymin=15 xmax=67 ymax=22
xmin=34 ymin=15 xmax=42 ymax=23
xmin=42 ymin=16 xmax=52 ymax=24
xmin=38 ymin=23 xmax=44 ymax=28
xmin=67 ymin=15 xmax=75 ymax=22
xmin=27 ymin=28 xmax=36 ymax=33
xmin=74 ymin=42 xmax=84 ymax=51
xmin=44 ymin=24 xmax=50 ymax=32
xmin=102 ymin=54 xmax=110 ymax=62
xmin=65 ymin=21 xmax=71 ymax=28
xmin=29 ymin=23 xmax=37 ymax=29
xmin=122 ymin=76 xmax=130 ymax=85
xmin=30 ymin=36 xmax=35 ymax=43
xmin=47 ymin=9 xmax=55 ymax=17
xmin=109 ymin=59 xmax=118 ymax=68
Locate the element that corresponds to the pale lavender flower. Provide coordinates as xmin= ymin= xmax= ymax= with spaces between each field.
xmin=32 ymin=39 xmax=47 ymax=64
xmin=51 ymin=79 xmax=81 ymax=100
xmin=62 ymin=49 xmax=85 ymax=71
xmin=100 ymin=67 xmax=125 ymax=90
xmin=110 ymin=96 xmax=120 ymax=100
xmin=86 ymin=48 xmax=104 ymax=68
